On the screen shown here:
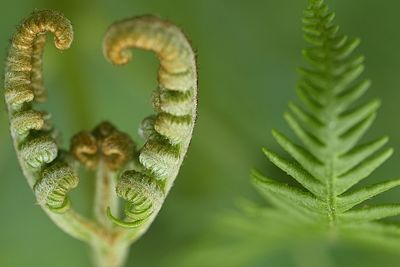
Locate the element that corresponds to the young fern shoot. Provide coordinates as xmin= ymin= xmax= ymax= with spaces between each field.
xmin=102 ymin=16 xmax=197 ymax=229
xmin=253 ymin=0 xmax=400 ymax=237
xmin=4 ymin=10 xmax=197 ymax=267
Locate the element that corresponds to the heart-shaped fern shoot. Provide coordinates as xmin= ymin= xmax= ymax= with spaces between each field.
xmin=4 ymin=10 xmax=197 ymax=267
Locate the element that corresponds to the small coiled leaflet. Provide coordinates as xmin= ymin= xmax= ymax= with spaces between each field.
xmin=4 ymin=10 xmax=77 ymax=212
xmin=103 ymin=15 xmax=197 ymax=228
xmin=108 ymin=171 xmax=164 ymax=228
xmin=34 ymin=159 xmax=79 ymax=213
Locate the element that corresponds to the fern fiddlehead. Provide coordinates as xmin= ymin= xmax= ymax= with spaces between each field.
xmin=253 ymin=0 xmax=400 ymax=238
xmin=5 ymin=9 xmax=75 ymax=199
xmin=4 ymin=11 xmax=197 ymax=267
xmin=103 ymin=15 xmax=197 ymax=228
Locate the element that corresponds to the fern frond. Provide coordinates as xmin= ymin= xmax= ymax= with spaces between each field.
xmin=254 ymin=0 xmax=400 ymax=230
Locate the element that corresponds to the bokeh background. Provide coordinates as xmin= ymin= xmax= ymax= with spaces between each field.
xmin=1 ymin=0 xmax=400 ymax=266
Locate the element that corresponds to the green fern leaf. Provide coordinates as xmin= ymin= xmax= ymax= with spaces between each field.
xmin=254 ymin=0 xmax=400 ymax=229
xmin=339 ymin=204 xmax=400 ymax=223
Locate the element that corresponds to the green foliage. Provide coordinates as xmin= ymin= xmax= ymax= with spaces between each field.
xmin=253 ymin=0 xmax=400 ymax=239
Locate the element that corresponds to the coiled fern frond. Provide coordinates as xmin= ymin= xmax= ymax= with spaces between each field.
xmin=4 ymin=10 xmax=197 ymax=267
xmin=253 ymin=0 xmax=400 ymax=237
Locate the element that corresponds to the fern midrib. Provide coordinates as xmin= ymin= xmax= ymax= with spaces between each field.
xmin=315 ymin=10 xmax=339 ymax=226
xmin=325 ymin=94 xmax=338 ymax=226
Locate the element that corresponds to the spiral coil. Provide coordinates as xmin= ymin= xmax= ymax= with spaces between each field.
xmin=5 ymin=10 xmax=76 ymax=212
xmin=103 ymin=15 xmax=197 ymax=227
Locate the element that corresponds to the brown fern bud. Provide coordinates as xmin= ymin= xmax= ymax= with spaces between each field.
xmin=70 ymin=131 xmax=98 ymax=170
xmin=71 ymin=121 xmax=135 ymax=171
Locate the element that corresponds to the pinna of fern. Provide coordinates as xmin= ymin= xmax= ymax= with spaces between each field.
xmin=252 ymin=0 xmax=400 ymax=234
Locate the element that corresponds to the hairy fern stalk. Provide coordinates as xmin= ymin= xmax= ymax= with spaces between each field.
xmin=253 ymin=0 xmax=400 ymax=238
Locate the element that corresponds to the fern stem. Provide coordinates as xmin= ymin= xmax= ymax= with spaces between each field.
xmin=316 ymin=6 xmax=337 ymax=226
xmin=311 ymin=2 xmax=342 ymax=226
xmin=293 ymin=241 xmax=335 ymax=267
xmin=94 ymin=159 xmax=119 ymax=229
xmin=91 ymin=240 xmax=129 ymax=267
xmin=325 ymin=100 xmax=338 ymax=226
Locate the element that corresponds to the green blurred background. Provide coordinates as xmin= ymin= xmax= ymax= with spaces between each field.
xmin=1 ymin=0 xmax=400 ymax=266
